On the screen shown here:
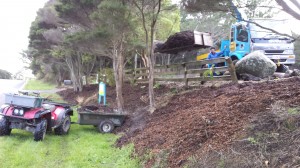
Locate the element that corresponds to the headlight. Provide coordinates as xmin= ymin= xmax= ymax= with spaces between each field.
xmin=14 ymin=109 xmax=19 ymax=115
xmin=13 ymin=108 xmax=25 ymax=116
xmin=19 ymin=109 xmax=24 ymax=115
xmin=13 ymin=108 xmax=24 ymax=116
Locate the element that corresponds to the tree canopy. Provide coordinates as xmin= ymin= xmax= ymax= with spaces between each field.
xmin=26 ymin=0 xmax=299 ymax=111
xmin=0 ymin=69 xmax=12 ymax=79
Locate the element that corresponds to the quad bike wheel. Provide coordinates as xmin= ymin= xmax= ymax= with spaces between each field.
xmin=0 ymin=117 xmax=11 ymax=136
xmin=98 ymin=120 xmax=114 ymax=133
xmin=34 ymin=119 xmax=47 ymax=141
xmin=54 ymin=115 xmax=71 ymax=135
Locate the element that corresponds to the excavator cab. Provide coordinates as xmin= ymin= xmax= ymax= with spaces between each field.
xmin=228 ymin=24 xmax=251 ymax=60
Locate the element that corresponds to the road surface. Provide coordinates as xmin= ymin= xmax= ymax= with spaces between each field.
xmin=0 ymin=79 xmax=25 ymax=105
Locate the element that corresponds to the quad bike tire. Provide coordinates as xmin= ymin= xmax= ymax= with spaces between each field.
xmin=54 ymin=115 xmax=71 ymax=135
xmin=98 ymin=120 xmax=114 ymax=133
xmin=0 ymin=117 xmax=11 ymax=136
xmin=34 ymin=119 xmax=47 ymax=141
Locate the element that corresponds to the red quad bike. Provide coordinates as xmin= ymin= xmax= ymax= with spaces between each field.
xmin=0 ymin=92 xmax=73 ymax=141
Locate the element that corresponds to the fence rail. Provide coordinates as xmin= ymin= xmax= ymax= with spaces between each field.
xmin=125 ymin=57 xmax=238 ymax=87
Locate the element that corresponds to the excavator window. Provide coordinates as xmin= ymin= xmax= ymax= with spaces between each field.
xmin=237 ymin=25 xmax=248 ymax=42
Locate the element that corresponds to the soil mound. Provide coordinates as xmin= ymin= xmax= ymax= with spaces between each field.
xmin=117 ymin=77 xmax=300 ymax=167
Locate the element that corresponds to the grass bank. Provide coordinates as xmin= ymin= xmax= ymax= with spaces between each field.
xmin=0 ymin=81 xmax=140 ymax=168
xmin=0 ymin=112 xmax=139 ymax=168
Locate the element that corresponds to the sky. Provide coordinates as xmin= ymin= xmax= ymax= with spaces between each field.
xmin=0 ymin=0 xmax=299 ymax=77
xmin=0 ymin=0 xmax=48 ymax=76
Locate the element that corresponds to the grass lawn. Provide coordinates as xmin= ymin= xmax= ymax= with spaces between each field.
xmin=0 ymin=83 xmax=140 ymax=168
xmin=0 ymin=112 xmax=139 ymax=168
xmin=24 ymin=79 xmax=56 ymax=90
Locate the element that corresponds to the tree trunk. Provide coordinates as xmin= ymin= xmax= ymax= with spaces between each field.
xmin=141 ymin=49 xmax=149 ymax=68
xmin=65 ymin=54 xmax=83 ymax=92
xmin=149 ymin=28 xmax=156 ymax=112
xmin=112 ymin=42 xmax=125 ymax=113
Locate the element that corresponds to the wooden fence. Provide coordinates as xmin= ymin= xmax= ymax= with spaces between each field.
xmin=125 ymin=57 xmax=238 ymax=87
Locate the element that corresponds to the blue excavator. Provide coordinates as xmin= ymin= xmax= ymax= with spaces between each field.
xmin=197 ymin=1 xmax=295 ymax=68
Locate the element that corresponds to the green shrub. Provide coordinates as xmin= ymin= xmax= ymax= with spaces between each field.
xmin=99 ymin=68 xmax=115 ymax=86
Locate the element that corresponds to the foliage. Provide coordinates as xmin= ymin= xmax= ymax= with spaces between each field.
xmin=98 ymin=68 xmax=115 ymax=87
xmin=154 ymin=82 xmax=161 ymax=89
xmin=0 ymin=69 xmax=12 ymax=79
xmin=181 ymin=0 xmax=229 ymax=13
xmin=25 ymin=1 xmax=69 ymax=85
xmin=203 ymin=65 xmax=215 ymax=78
xmin=237 ymin=0 xmax=278 ymax=18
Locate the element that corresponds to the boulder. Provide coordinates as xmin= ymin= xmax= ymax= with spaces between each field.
xmin=235 ymin=51 xmax=277 ymax=78
xmin=238 ymin=73 xmax=261 ymax=81
xmin=291 ymin=69 xmax=300 ymax=77
xmin=273 ymin=72 xmax=290 ymax=79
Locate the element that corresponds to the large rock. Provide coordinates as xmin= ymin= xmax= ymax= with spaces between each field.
xmin=238 ymin=73 xmax=261 ymax=81
xmin=235 ymin=51 xmax=277 ymax=78
xmin=291 ymin=69 xmax=300 ymax=77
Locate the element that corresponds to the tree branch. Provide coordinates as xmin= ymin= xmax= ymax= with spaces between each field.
xmin=241 ymin=17 xmax=298 ymax=41
xmin=275 ymin=0 xmax=300 ymax=20
xmin=290 ymin=0 xmax=300 ymax=11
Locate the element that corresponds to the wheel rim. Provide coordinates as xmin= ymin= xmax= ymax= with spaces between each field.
xmin=63 ymin=117 xmax=70 ymax=132
xmin=102 ymin=123 xmax=111 ymax=132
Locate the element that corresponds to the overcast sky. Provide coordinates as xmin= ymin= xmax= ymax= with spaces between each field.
xmin=0 ymin=0 xmax=47 ymax=75
xmin=0 ymin=0 xmax=299 ymax=76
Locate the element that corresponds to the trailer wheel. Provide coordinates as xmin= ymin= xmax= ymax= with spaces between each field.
xmin=0 ymin=117 xmax=11 ymax=136
xmin=98 ymin=120 xmax=114 ymax=133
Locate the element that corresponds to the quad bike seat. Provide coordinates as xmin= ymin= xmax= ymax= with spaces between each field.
xmin=42 ymin=104 xmax=56 ymax=111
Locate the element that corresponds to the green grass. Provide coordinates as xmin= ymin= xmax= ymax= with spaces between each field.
xmin=24 ymin=79 xmax=56 ymax=90
xmin=40 ymin=93 xmax=65 ymax=102
xmin=0 ymin=93 xmax=140 ymax=168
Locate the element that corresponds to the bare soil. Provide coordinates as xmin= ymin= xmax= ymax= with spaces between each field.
xmin=58 ymin=78 xmax=300 ymax=167
xmin=116 ymin=77 xmax=300 ymax=167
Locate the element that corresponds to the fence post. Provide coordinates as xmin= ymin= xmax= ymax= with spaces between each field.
xmin=225 ymin=57 xmax=238 ymax=83
xmin=183 ymin=63 xmax=188 ymax=88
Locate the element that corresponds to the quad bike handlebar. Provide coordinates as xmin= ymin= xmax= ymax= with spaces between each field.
xmin=18 ymin=91 xmax=40 ymax=97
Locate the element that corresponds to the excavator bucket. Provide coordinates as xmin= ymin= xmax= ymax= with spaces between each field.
xmin=194 ymin=31 xmax=213 ymax=47
xmin=154 ymin=30 xmax=213 ymax=54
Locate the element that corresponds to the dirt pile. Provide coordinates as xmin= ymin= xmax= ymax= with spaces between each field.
xmin=155 ymin=30 xmax=208 ymax=54
xmin=187 ymin=102 xmax=300 ymax=167
xmin=117 ymin=77 xmax=300 ymax=167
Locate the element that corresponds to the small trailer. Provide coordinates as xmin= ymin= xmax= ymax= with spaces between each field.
xmin=77 ymin=106 xmax=126 ymax=133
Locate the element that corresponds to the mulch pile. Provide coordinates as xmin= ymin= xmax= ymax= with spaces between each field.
xmin=117 ymin=77 xmax=300 ymax=167
xmin=78 ymin=105 xmax=115 ymax=113
xmin=155 ymin=30 xmax=208 ymax=54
